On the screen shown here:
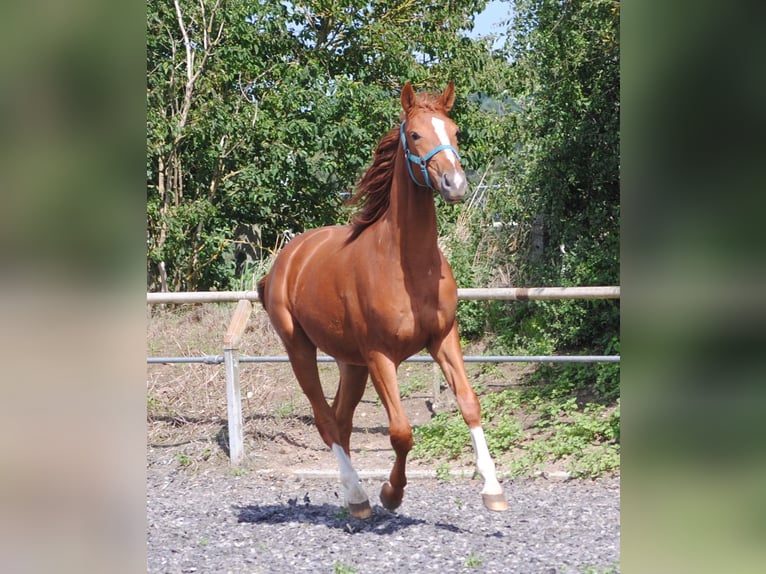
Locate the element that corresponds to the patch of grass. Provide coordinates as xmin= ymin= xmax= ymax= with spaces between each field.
xmin=412 ymin=411 xmax=470 ymax=460
xmin=412 ymin=387 xmax=620 ymax=478
xmin=413 ymin=388 xmax=523 ymax=461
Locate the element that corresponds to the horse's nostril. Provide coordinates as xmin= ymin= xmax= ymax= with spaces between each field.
xmin=442 ymin=170 xmax=466 ymax=196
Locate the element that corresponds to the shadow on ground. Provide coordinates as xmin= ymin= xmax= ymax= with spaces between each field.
xmin=235 ymin=500 xmax=470 ymax=536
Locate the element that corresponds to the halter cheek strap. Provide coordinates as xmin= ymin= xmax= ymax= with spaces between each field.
xmin=400 ymin=121 xmax=461 ymax=189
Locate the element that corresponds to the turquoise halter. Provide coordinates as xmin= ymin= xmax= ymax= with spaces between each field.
xmin=399 ymin=121 xmax=461 ymax=190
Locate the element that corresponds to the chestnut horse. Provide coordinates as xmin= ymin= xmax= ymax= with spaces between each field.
xmin=258 ymin=82 xmax=508 ymax=518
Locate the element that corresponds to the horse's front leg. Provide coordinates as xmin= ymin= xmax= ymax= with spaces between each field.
xmin=367 ymin=351 xmax=412 ymax=510
xmin=429 ymin=324 xmax=509 ymax=512
xmin=331 ymin=362 xmax=372 ymax=518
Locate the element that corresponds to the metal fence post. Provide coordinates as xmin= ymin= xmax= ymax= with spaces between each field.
xmin=222 ymin=299 xmax=252 ymax=465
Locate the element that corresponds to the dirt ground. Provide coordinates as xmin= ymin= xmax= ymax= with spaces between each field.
xmin=147 ymin=303 xmax=542 ymax=476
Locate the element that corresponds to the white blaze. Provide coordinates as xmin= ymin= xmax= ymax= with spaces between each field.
xmin=431 ymin=117 xmax=458 ymax=167
xmin=431 ymin=117 xmax=465 ymax=190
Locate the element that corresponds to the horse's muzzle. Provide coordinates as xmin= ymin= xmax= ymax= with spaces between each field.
xmin=439 ymin=169 xmax=467 ymax=203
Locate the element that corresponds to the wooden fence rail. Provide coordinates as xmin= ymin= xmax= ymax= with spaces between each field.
xmin=146 ymin=286 xmax=620 ymax=305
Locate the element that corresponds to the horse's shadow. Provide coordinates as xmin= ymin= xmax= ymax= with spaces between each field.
xmin=236 ymin=500 xmax=460 ymax=535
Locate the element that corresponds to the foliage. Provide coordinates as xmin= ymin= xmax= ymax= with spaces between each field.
xmin=147 ymin=0 xmax=505 ymax=291
xmin=500 ymin=0 xmax=620 ymax=355
xmin=412 ymin=388 xmax=620 ymax=478
xmin=413 ymin=410 xmax=471 ymax=460
xmin=442 ymin=0 xmax=620 ymax=395
xmin=521 ymin=337 xmax=620 ymax=403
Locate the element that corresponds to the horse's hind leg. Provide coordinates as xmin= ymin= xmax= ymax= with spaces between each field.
xmin=277 ymin=324 xmax=371 ymax=518
xmin=429 ymin=324 xmax=508 ymax=512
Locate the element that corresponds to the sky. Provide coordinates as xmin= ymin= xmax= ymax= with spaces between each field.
xmin=468 ymin=0 xmax=512 ymax=51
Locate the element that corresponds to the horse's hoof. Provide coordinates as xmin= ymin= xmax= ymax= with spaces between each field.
xmin=482 ymin=492 xmax=509 ymax=512
xmin=379 ymin=481 xmax=404 ymax=510
xmin=348 ymin=500 xmax=372 ymax=519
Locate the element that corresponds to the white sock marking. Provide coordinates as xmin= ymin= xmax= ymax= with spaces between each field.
xmin=470 ymin=427 xmax=503 ymax=495
xmin=332 ymin=443 xmax=368 ymax=505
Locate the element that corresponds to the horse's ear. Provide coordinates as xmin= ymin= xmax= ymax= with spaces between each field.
xmin=401 ymin=82 xmax=416 ymax=113
xmin=439 ymin=82 xmax=455 ymax=112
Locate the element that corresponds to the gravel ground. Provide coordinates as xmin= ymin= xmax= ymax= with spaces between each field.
xmin=147 ymin=464 xmax=619 ymax=574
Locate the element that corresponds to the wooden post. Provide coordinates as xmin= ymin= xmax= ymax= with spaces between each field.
xmin=223 ymin=299 xmax=252 ymax=465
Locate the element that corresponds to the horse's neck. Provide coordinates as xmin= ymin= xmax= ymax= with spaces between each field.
xmin=384 ymin=155 xmax=441 ymax=268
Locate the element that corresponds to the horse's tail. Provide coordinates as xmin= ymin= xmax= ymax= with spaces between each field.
xmin=256 ymin=275 xmax=268 ymax=311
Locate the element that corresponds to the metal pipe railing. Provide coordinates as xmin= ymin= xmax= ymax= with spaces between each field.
xmin=148 ymin=354 xmax=620 ymax=365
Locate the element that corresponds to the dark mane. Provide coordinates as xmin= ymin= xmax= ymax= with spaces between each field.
xmin=346 ymin=125 xmax=401 ymax=241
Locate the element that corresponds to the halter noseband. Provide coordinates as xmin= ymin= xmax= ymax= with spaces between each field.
xmin=399 ymin=121 xmax=461 ymax=190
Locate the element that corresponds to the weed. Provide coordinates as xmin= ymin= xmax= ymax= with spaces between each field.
xmin=275 ymin=400 xmax=297 ymax=418
xmin=232 ymin=467 xmax=247 ymax=477
xmin=412 ymin=412 xmax=469 ymax=460
xmin=435 ymin=461 xmax=452 ymax=481
xmin=333 ymin=506 xmax=350 ymax=520
xmin=464 ymin=552 xmax=483 ymax=568
xmin=176 ymin=453 xmax=192 ymax=467
xmin=146 ymin=391 xmax=160 ymax=412
xmin=485 ymin=414 xmax=524 ymax=454
xmin=580 ymin=565 xmax=619 ymax=574
xmin=399 ymin=376 xmax=429 ymax=398
xmin=333 ymin=561 xmax=356 ymax=574
xmin=568 ymin=444 xmax=620 ymax=478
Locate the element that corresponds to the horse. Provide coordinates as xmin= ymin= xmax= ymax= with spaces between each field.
xmin=257 ymin=82 xmax=508 ymax=519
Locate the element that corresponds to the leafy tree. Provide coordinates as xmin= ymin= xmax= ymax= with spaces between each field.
xmin=146 ymin=0 xmax=500 ymax=291
xmin=442 ymin=0 xmax=619 ymax=396
xmin=508 ymin=0 xmax=620 ymax=356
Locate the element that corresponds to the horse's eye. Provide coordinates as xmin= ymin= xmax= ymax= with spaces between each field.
xmin=455 ymin=129 xmax=461 ymax=138
xmin=410 ymin=132 xmax=421 ymax=141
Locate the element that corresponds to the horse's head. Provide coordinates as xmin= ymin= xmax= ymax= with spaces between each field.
xmin=399 ymin=82 xmax=467 ymax=204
